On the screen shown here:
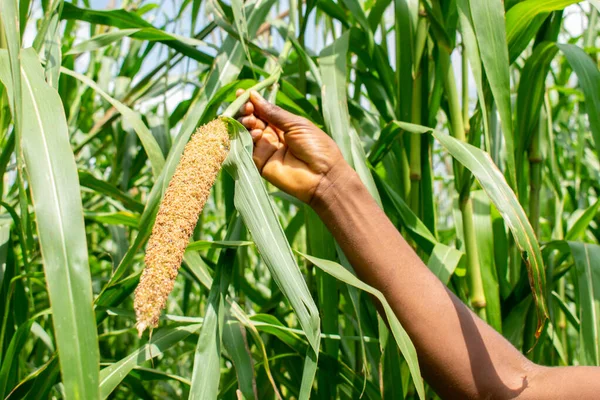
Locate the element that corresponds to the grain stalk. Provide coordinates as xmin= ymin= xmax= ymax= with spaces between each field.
xmin=440 ymin=50 xmax=486 ymax=311
xmin=409 ymin=16 xmax=428 ymax=214
xmin=528 ymin=113 xmax=543 ymax=237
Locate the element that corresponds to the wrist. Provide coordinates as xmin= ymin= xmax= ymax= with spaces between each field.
xmin=309 ymin=162 xmax=360 ymax=211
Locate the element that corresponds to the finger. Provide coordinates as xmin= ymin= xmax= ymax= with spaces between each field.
xmin=238 ymin=115 xmax=255 ymax=129
xmin=249 ymin=90 xmax=303 ymax=130
xmin=237 ymin=100 xmax=254 ymax=117
xmin=250 ymin=129 xmax=263 ymax=142
xmin=239 ymin=115 xmax=266 ymax=131
xmin=236 ymin=88 xmax=245 ymax=97
xmin=253 ymin=136 xmax=280 ymax=173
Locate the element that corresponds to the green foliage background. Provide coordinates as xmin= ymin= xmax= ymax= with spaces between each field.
xmin=0 ymin=0 xmax=599 ymax=398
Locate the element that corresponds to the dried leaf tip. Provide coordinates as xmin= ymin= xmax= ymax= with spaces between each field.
xmin=134 ymin=119 xmax=230 ymax=335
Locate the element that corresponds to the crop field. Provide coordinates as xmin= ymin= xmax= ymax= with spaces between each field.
xmin=0 ymin=0 xmax=598 ymax=398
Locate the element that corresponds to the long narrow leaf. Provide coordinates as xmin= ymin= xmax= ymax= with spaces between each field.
xmin=557 ymin=44 xmax=600 ymax=160
xmin=0 ymin=48 xmax=100 ymax=400
xmin=61 ymin=67 xmax=166 ymax=177
xmin=100 ymin=324 xmax=202 ymax=398
xmin=299 ymin=252 xmax=425 ymax=400
xmin=568 ymin=242 xmax=600 ymax=366
xmin=221 ymin=117 xmax=321 ymax=353
xmin=469 ymin=0 xmax=516 ymax=189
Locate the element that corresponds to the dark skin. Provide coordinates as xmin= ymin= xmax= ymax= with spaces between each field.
xmin=237 ymin=89 xmax=600 ymax=399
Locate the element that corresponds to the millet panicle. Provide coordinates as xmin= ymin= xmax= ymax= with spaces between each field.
xmin=134 ymin=119 xmax=229 ymax=336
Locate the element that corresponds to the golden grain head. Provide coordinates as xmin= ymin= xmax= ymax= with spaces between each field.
xmin=134 ymin=119 xmax=229 ymax=336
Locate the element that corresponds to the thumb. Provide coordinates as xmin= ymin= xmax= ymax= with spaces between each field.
xmin=249 ymin=90 xmax=303 ymax=129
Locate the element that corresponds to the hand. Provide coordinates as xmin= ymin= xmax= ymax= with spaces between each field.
xmin=236 ymin=89 xmax=347 ymax=204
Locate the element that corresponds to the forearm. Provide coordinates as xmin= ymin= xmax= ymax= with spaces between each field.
xmin=527 ymin=366 xmax=600 ymax=399
xmin=310 ymin=163 xmax=535 ymax=399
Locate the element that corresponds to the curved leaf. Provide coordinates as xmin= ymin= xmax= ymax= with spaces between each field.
xmin=568 ymin=242 xmax=600 ymax=366
xmin=469 ymin=0 xmax=516 ymax=189
xmin=221 ymin=117 xmax=321 ymax=353
xmin=100 ymin=324 xmax=202 ymax=398
xmin=61 ymin=67 xmax=166 ymax=177
xmin=60 ymin=3 xmax=213 ymax=64
xmin=0 ymin=49 xmax=100 ymax=400
xmin=515 ymin=42 xmax=558 ymax=161
xmin=506 ymin=0 xmax=579 ymax=62
xmin=299 ymin=252 xmax=425 ymax=400
xmin=392 ymin=121 xmax=549 ymax=333
xmin=557 ymin=44 xmax=600 ymax=159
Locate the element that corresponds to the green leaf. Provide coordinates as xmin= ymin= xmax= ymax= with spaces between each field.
xmin=515 ymin=42 xmax=558 ymax=166
xmin=60 ymin=2 xmax=213 ymax=64
xmin=5 ymin=356 xmax=60 ymax=400
xmin=506 ymin=0 xmax=580 ymax=62
xmin=551 ymin=290 xmax=580 ymax=330
xmin=374 ymin=173 xmax=437 ymax=252
xmin=557 ymin=44 xmax=600 ymax=160
xmin=319 ymin=31 xmax=354 ymax=165
xmin=568 ymin=242 xmax=600 ymax=366
xmin=186 ymin=240 xmax=254 ymax=252
xmin=503 ymin=296 xmax=532 ymax=350
xmin=0 ymin=320 xmax=33 ymax=397
xmin=472 ymin=191 xmax=502 ymax=332
xmin=394 ymin=0 xmax=415 ymax=122
xmin=0 ymin=48 xmax=100 ymax=400
xmin=78 ymin=170 xmax=144 ymax=213
xmin=299 ymin=252 xmax=425 ymax=400
xmin=61 ymin=67 xmax=166 ymax=177
xmin=469 ymin=0 xmax=516 ymax=189
xmin=85 ymin=211 xmax=140 ymax=228
xmin=66 ymin=28 xmax=211 ymax=56
xmin=457 ymin=0 xmax=490 ymax=150
xmin=222 ymin=322 xmax=257 ymax=400
xmin=565 ymin=200 xmax=600 ymax=241
xmin=189 ymin=217 xmax=238 ymax=400
xmin=100 ymin=324 xmax=202 ymax=398
xmin=221 ymin=117 xmax=320 ymax=353
xmin=66 ymin=28 xmax=143 ymax=55
xmin=427 ymin=243 xmax=464 ymax=285
xmin=0 ymin=0 xmax=22 ymax=129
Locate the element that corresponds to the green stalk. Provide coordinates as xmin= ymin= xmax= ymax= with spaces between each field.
xmin=409 ymin=75 xmax=422 ymax=213
xmin=528 ymin=114 xmax=543 ymax=237
xmin=462 ymin=41 xmax=470 ymax=135
xmin=380 ymin=18 xmax=388 ymax=52
xmin=296 ymin=0 xmax=307 ymax=94
xmin=558 ymin=278 xmax=568 ymax=362
xmin=0 ymin=19 xmax=6 ymax=143
xmin=409 ymin=17 xmax=427 ymax=213
xmin=441 ymin=50 xmax=486 ymax=310
xmin=585 ymin=9 xmax=598 ymax=63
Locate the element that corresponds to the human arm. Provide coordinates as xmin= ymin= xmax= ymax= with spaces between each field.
xmin=236 ymin=90 xmax=600 ymax=399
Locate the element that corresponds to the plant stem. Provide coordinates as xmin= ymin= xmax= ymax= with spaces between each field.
xmin=441 ymin=50 xmax=486 ymax=310
xmin=409 ymin=16 xmax=428 ymax=213
xmin=528 ymin=113 xmax=543 ymax=237
xmin=585 ymin=8 xmax=598 ymax=63
xmin=409 ymin=75 xmax=422 ymax=213
xmin=296 ymin=0 xmax=307 ymax=94
xmin=462 ymin=41 xmax=470 ymax=135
